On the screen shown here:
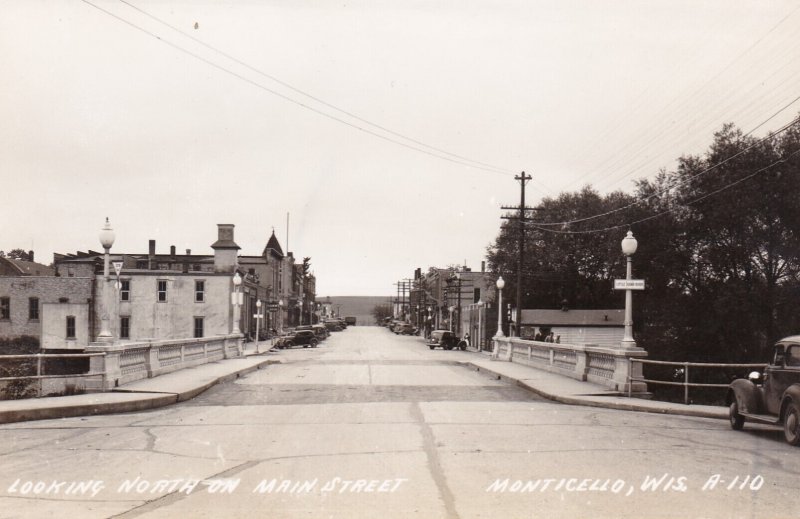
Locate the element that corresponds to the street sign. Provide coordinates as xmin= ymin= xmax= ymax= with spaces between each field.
xmin=253 ymin=313 xmax=263 ymax=319
xmin=265 ymin=303 xmax=279 ymax=311
xmin=614 ymin=279 xmax=645 ymax=290
xmin=112 ymin=261 xmax=123 ymax=276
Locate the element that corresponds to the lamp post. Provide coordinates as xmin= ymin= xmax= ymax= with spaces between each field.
xmin=231 ymin=272 xmax=242 ymax=334
xmin=492 ymin=276 xmax=505 ymax=360
xmin=278 ymin=299 xmax=284 ymax=334
xmin=448 ymin=306 xmax=455 ymax=332
xmin=477 ymin=300 xmax=484 ymax=351
xmin=455 ymin=272 xmax=462 ymax=336
xmin=621 ymin=230 xmax=638 ymax=348
xmin=255 ymin=299 xmax=262 ymax=353
xmin=97 ymin=217 xmax=115 ymax=341
xmin=494 ymin=277 xmax=505 ymax=338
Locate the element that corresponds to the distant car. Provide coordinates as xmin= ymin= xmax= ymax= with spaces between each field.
xmin=427 ymin=330 xmax=467 ymax=350
xmin=345 ymin=317 xmax=357 ymax=326
xmin=394 ymin=323 xmax=416 ymax=335
xmin=727 ymin=336 xmax=800 ymax=445
xmin=324 ymin=321 xmax=343 ymax=332
xmin=275 ymin=329 xmax=318 ymax=349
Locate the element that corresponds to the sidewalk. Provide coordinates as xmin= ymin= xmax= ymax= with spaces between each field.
xmin=462 ymin=353 xmax=727 ymax=420
xmin=0 ymin=342 xmax=728 ymax=425
xmin=0 ymin=347 xmax=280 ymax=425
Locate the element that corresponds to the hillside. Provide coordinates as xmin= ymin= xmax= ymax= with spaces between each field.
xmin=321 ymin=296 xmax=391 ymax=326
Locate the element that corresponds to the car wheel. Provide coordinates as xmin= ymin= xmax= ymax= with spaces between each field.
xmin=729 ymin=401 xmax=744 ymax=430
xmin=458 ymin=341 xmax=467 ymax=351
xmin=311 ymin=340 xmax=318 ymax=348
xmin=784 ymin=402 xmax=800 ymax=446
xmin=429 ymin=345 xmax=435 ymax=350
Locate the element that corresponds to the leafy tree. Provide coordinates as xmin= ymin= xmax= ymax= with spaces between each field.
xmin=486 ymin=119 xmax=800 ymax=365
xmin=371 ymin=304 xmax=393 ymax=325
xmin=0 ymin=249 xmax=33 ymax=261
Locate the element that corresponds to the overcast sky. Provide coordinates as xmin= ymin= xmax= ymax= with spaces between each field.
xmin=2 ymin=1 xmax=799 ymax=296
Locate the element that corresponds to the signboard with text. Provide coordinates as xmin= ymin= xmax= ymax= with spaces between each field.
xmin=614 ymin=279 xmax=645 ymax=290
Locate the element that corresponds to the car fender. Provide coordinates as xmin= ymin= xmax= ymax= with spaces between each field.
xmin=780 ymin=384 xmax=800 ymax=421
xmin=728 ymin=379 xmax=762 ymax=414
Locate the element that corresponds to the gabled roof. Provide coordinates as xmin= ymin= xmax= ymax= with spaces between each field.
xmin=520 ymin=309 xmax=624 ymax=327
xmin=263 ymin=231 xmax=284 ymax=258
xmin=0 ymin=257 xmax=55 ymax=276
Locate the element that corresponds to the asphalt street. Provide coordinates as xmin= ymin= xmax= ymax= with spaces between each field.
xmin=0 ymin=327 xmax=797 ymax=518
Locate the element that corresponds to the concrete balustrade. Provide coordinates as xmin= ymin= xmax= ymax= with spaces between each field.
xmin=492 ymin=336 xmax=647 ymax=393
xmin=85 ymin=334 xmax=244 ymax=391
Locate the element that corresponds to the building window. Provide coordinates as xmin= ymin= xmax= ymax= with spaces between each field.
xmin=120 ymin=280 xmax=131 ymax=301
xmin=195 ymin=280 xmax=205 ymax=302
xmin=158 ymin=263 xmax=169 ymax=270
xmin=135 ymin=260 xmax=147 ymax=269
xmin=0 ymin=297 xmax=9 ymax=320
xmin=29 ymin=298 xmax=39 ymax=320
xmin=66 ymin=316 xmax=76 ymax=339
xmin=473 ymin=288 xmax=481 ymax=304
xmin=120 ymin=316 xmax=130 ymax=339
xmin=194 ymin=317 xmax=204 ymax=338
xmin=192 ymin=264 xmax=201 ymax=272
xmin=157 ymin=280 xmax=167 ymax=302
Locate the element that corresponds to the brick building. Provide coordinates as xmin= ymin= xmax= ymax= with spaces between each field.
xmin=0 ymin=223 xmax=316 ymax=350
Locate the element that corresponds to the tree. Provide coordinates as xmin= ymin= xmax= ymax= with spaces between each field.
xmin=486 ymin=118 xmax=800 ymax=364
xmin=371 ymin=304 xmax=393 ymax=325
xmin=0 ymin=249 xmax=33 ymax=261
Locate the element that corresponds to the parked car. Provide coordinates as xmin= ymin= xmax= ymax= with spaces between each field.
xmin=324 ymin=320 xmax=343 ymax=332
xmin=394 ymin=323 xmax=417 ymax=335
xmin=727 ymin=336 xmax=800 ymax=445
xmin=345 ymin=316 xmax=357 ymax=326
xmin=275 ymin=329 xmax=319 ymax=349
xmin=311 ymin=324 xmax=329 ymax=341
xmin=427 ymin=330 xmax=467 ymax=350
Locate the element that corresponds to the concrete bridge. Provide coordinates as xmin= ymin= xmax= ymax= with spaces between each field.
xmin=0 ymin=327 xmax=795 ymax=518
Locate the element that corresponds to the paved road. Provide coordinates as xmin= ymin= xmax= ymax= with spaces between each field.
xmin=0 ymin=327 xmax=798 ymax=518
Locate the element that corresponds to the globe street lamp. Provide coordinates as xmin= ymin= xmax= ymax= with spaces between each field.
xmin=97 ymin=217 xmax=115 ymax=341
xmin=477 ymin=299 xmax=485 ymax=351
xmin=621 ymin=230 xmax=638 ymax=348
xmin=448 ymin=306 xmax=455 ymax=332
xmin=494 ymin=277 xmax=505 ymax=338
xmin=255 ymin=299 xmax=262 ymax=353
xmin=231 ymin=272 xmax=243 ymax=334
xmin=278 ymin=299 xmax=284 ymax=334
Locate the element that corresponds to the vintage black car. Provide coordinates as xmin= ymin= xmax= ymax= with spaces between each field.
xmin=394 ymin=323 xmax=417 ymax=335
xmin=727 ymin=336 xmax=800 ymax=445
xmin=275 ymin=329 xmax=319 ymax=349
xmin=427 ymin=330 xmax=467 ymax=351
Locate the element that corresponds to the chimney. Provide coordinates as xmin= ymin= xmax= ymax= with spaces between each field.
xmin=170 ymin=245 xmax=176 ymax=257
xmin=148 ymin=240 xmax=156 ymax=270
xmin=481 ymin=261 xmax=485 ymax=273
xmin=185 ymin=249 xmax=191 ymax=255
xmin=28 ymin=250 xmax=34 ymax=262
xmin=211 ymin=224 xmax=240 ymax=273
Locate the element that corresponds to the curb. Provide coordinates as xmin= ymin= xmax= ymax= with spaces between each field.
xmin=464 ymin=361 xmax=728 ymax=421
xmin=0 ymin=358 xmax=282 ymax=425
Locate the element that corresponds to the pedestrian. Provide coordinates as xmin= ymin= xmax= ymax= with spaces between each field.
xmin=534 ymin=331 xmax=543 ymax=341
xmin=555 ymin=335 xmax=561 ymax=344
xmin=548 ymin=332 xmax=555 ymax=343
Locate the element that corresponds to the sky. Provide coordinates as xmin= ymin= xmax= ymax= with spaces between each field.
xmin=2 ymin=1 xmax=799 ymax=296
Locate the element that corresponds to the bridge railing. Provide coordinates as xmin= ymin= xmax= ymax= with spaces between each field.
xmin=0 ymin=353 xmax=106 ymax=399
xmin=627 ymin=358 xmax=768 ymax=404
xmin=492 ymin=336 xmax=648 ymax=393
xmin=85 ymin=334 xmax=243 ymax=391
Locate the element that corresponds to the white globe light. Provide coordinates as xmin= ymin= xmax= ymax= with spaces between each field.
xmin=99 ymin=217 xmax=115 ymax=249
xmin=496 ymin=276 xmax=505 ymax=290
xmin=232 ymin=272 xmax=242 ymax=286
xmin=621 ymin=231 xmax=638 ymax=256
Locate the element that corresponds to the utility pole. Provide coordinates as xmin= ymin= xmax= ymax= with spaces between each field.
xmin=501 ymin=171 xmax=533 ymax=337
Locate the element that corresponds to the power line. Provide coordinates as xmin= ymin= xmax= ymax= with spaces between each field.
xmin=530 ymin=115 xmax=800 ymax=228
xmin=528 ymin=148 xmax=800 ymax=235
xmin=80 ymin=0 xmax=515 ymax=176
xmin=117 ymin=0 xmax=517 ymax=176
xmin=566 ymin=4 xmax=800 ymax=193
